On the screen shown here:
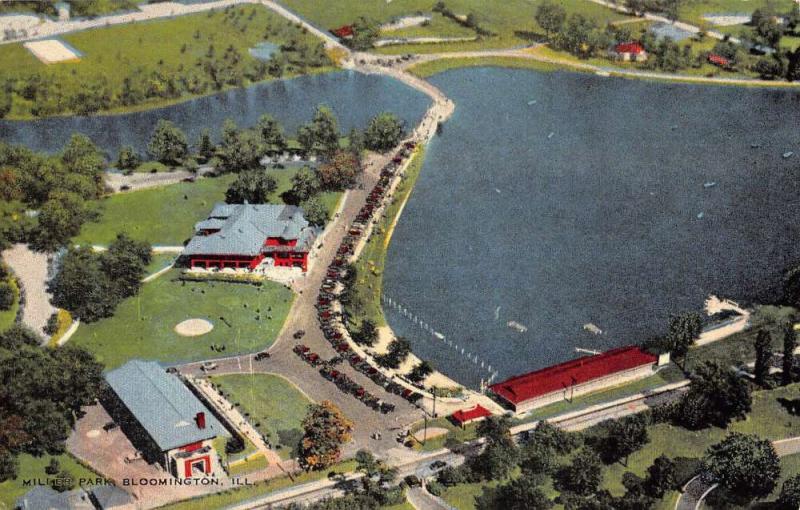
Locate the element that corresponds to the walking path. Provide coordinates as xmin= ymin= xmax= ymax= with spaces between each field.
xmin=1 ymin=243 xmax=56 ymax=341
xmin=407 ymin=486 xmax=456 ymax=510
xmin=676 ymin=436 xmax=800 ymax=510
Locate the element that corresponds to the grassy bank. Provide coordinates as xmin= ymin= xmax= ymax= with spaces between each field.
xmin=70 ymin=269 xmax=294 ymax=369
xmin=408 ymin=55 xmax=563 ymax=78
xmin=348 ymin=146 xmax=426 ymax=329
xmin=0 ymin=276 xmax=19 ymax=333
xmin=209 ymin=373 xmax=311 ymax=460
xmin=0 ymin=5 xmax=333 ymax=119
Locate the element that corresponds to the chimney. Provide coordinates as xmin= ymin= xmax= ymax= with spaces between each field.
xmin=195 ymin=412 xmax=206 ymax=429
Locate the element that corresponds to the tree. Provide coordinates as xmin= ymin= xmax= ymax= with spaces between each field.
xmin=225 ymin=169 xmax=277 ymax=203
xmin=662 ymin=312 xmax=702 ymax=369
xmin=349 ymin=17 xmax=380 ymax=50
xmin=257 ymin=114 xmax=287 ymax=154
xmin=116 ymin=146 xmax=140 ymax=171
xmin=535 ymin=1 xmax=566 ymax=39
xmin=0 ymin=281 xmax=13 ymax=310
xmin=704 ymin=433 xmax=780 ymax=502
xmin=645 ymin=455 xmax=677 ymax=498
xmin=783 ymin=323 xmax=797 ymax=385
xmin=529 ymin=420 xmax=581 ymax=455
xmin=476 ymin=473 xmax=553 ymax=510
xmin=471 ymin=416 xmax=519 ymax=481
xmin=48 ymin=247 xmax=116 ymax=322
xmin=289 ymin=166 xmax=320 ymax=203
xmin=217 ymin=120 xmax=263 ymax=172
xmin=0 ymin=448 xmax=17 ymax=482
xmin=347 ymin=127 xmax=365 ymax=156
xmin=300 ymin=197 xmax=328 ymax=227
xmin=0 ymin=325 xmax=41 ymax=350
xmin=363 ymin=113 xmax=404 ymax=153
xmin=147 ymin=120 xmax=188 ymax=165
xmin=558 ymin=14 xmax=599 ymax=58
xmin=33 ymin=191 xmax=89 ymax=251
xmin=778 ymin=474 xmax=800 ymax=509
xmin=408 ymin=360 xmax=434 ymax=383
xmin=297 ymin=125 xmax=315 ymax=157
xmin=520 ymin=439 xmax=557 ymax=478
xmin=299 ymin=401 xmax=352 ymax=471
xmin=101 ymin=233 xmax=151 ymax=300
xmin=556 ymin=448 xmax=602 ymax=496
xmin=318 ymin=150 xmax=360 ymax=190
xmin=754 ymin=329 xmax=771 ymax=386
xmin=676 ymin=361 xmax=751 ymax=429
xmin=307 ymin=105 xmax=340 ymax=158
xmin=599 ymin=414 xmax=649 ymax=466
xmin=376 ymin=337 xmax=412 ymax=369
xmin=196 ymin=129 xmax=215 ymax=161
xmin=752 ymin=8 xmax=783 ymax=48
xmin=352 ymin=318 xmax=377 ymax=347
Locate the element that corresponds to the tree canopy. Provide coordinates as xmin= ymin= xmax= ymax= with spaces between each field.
xmin=704 ymin=433 xmax=780 ymax=502
xmin=147 ymin=119 xmax=188 ymax=165
xmin=363 ymin=113 xmax=404 ymax=153
xmin=225 ymin=169 xmax=277 ymax=204
xmin=299 ymin=401 xmax=352 ymax=471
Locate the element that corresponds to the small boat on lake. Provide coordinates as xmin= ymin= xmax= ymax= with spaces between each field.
xmin=507 ymin=321 xmax=528 ymax=333
xmin=783 ymin=151 xmax=794 ymax=159
xmin=583 ymin=323 xmax=602 ymax=335
xmin=703 ymin=181 xmax=717 ymax=188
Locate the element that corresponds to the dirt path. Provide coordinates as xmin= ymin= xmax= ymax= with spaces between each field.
xmin=1 ymin=244 xmax=56 ymax=341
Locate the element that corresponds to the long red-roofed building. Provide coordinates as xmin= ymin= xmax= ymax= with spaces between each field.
xmin=489 ymin=346 xmax=658 ymax=413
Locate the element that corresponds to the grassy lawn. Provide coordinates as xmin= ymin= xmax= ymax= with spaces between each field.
xmin=676 ymin=0 xmax=796 ymax=30
xmin=145 ymin=253 xmax=178 ymax=277
xmin=156 ymin=460 xmax=358 ymax=510
xmin=409 ymin=55 xmax=562 ymax=78
xmin=209 ymin=373 xmax=312 ymax=460
xmin=278 ymin=0 xmax=625 ymax=54
xmin=0 ymin=276 xmax=19 ymax=333
xmin=227 ymin=453 xmax=269 ymax=476
xmin=76 ymin=167 xmax=341 ymax=247
xmin=69 ymin=269 xmax=294 ymax=369
xmin=408 ymin=415 xmax=478 ymax=452
xmin=600 ymin=382 xmax=800 ymax=496
xmin=0 ymin=453 xmax=100 ymax=510
xmin=0 ymin=5 xmax=334 ymax=119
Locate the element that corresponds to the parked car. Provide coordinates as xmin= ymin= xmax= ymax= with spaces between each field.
xmin=200 ymin=362 xmax=218 ymax=372
xmin=293 ymin=330 xmax=306 ymax=339
xmin=254 ymin=351 xmax=270 ymax=361
xmin=429 ymin=460 xmax=447 ymax=471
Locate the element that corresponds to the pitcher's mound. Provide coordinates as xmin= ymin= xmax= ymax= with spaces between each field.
xmin=175 ymin=318 xmax=214 ymax=337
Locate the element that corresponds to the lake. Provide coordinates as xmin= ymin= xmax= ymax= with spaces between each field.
xmin=0 ymin=70 xmax=431 ymax=155
xmin=383 ymin=67 xmax=800 ymax=388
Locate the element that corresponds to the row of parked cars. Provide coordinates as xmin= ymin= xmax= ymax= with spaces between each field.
xmin=305 ymin=141 xmax=426 ymax=411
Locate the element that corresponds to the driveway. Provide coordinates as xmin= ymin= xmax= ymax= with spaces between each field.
xmin=1 ymin=243 xmax=56 ymax=340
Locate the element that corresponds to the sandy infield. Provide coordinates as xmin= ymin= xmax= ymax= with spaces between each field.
xmin=174 ymin=318 xmax=214 ymax=337
xmin=24 ymin=39 xmax=81 ymax=64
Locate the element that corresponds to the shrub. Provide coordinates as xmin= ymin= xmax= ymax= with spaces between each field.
xmin=0 ymin=281 xmax=13 ymax=310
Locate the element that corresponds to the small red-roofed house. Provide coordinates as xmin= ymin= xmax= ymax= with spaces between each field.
xmin=610 ymin=42 xmax=648 ymax=62
xmin=707 ymin=53 xmax=732 ymax=68
xmin=489 ymin=346 xmax=658 ymax=413
xmin=450 ymin=404 xmax=493 ymax=428
xmin=332 ymin=25 xmax=354 ymax=39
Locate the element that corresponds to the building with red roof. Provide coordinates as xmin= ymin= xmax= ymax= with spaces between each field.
xmin=450 ymin=404 xmax=493 ymax=428
xmin=610 ymin=41 xmax=648 ymax=62
xmin=707 ymin=53 xmax=731 ymax=68
xmin=332 ymin=25 xmax=354 ymax=39
xmin=489 ymin=346 xmax=658 ymax=413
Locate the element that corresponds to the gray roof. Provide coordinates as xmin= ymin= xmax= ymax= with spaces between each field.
xmin=90 ymin=486 xmax=133 ymax=509
xmin=15 ymin=487 xmax=93 ymax=510
xmin=183 ymin=203 xmax=318 ymax=257
xmin=105 ymin=360 xmax=227 ymax=451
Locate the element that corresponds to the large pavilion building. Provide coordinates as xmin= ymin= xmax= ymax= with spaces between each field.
xmin=489 ymin=346 xmax=658 ymax=414
xmin=181 ymin=203 xmax=318 ymax=272
xmin=103 ymin=360 xmax=228 ymax=479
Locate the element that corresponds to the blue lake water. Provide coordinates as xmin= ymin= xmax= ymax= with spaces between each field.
xmin=383 ymin=67 xmax=800 ymax=388
xmin=0 ymin=71 xmax=431 ymax=155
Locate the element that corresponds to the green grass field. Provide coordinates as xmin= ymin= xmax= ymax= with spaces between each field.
xmin=0 ymin=453 xmax=100 ymax=510
xmin=278 ymin=0 xmax=625 ymax=54
xmin=380 ymin=13 xmax=475 ymax=39
xmin=0 ymin=276 xmax=19 ymax=333
xmin=69 ymin=269 xmax=294 ymax=369
xmin=0 ymin=5 xmax=333 ymax=119
xmin=76 ymin=167 xmax=341 ymax=247
xmin=210 ymin=373 xmax=312 ymax=460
